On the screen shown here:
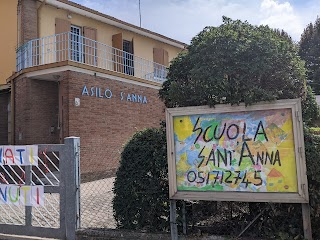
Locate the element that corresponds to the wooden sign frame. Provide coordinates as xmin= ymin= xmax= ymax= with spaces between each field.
xmin=166 ymin=99 xmax=309 ymax=203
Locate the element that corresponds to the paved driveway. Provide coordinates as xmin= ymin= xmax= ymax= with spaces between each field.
xmin=80 ymin=177 xmax=116 ymax=229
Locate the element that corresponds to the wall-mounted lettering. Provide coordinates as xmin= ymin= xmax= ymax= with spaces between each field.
xmin=81 ymin=85 xmax=147 ymax=104
xmin=82 ymin=85 xmax=113 ymax=99
xmin=120 ymin=92 xmax=147 ymax=104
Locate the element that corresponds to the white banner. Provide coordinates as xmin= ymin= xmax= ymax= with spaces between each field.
xmin=0 ymin=145 xmax=38 ymax=166
xmin=0 ymin=184 xmax=44 ymax=206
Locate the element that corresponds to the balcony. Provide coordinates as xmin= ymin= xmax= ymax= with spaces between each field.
xmin=16 ymin=32 xmax=167 ymax=84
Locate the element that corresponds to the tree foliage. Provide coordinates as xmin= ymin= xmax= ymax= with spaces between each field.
xmin=299 ymin=17 xmax=320 ymax=94
xmin=113 ymin=128 xmax=169 ymax=231
xmin=159 ymin=17 xmax=320 ymax=239
xmin=302 ymin=85 xmax=320 ymax=126
xmin=160 ymin=17 xmax=305 ymax=107
xmin=113 ymin=17 xmax=320 ymax=238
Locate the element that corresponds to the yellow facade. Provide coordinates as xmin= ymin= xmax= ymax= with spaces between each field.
xmin=0 ymin=0 xmax=17 ymax=85
xmin=38 ymin=3 xmax=183 ymax=66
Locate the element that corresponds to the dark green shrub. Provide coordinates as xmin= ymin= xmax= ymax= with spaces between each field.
xmin=310 ymin=127 xmax=320 ymax=135
xmin=304 ymin=129 xmax=320 ymax=217
xmin=299 ymin=17 xmax=320 ymax=94
xmin=302 ymin=85 xmax=320 ymax=126
xmin=113 ymin=128 xmax=169 ymax=232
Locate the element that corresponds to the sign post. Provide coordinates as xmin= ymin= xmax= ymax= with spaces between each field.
xmin=166 ymin=99 xmax=312 ymax=238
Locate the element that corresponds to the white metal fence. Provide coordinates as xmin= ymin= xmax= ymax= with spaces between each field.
xmin=16 ymin=32 xmax=167 ymax=83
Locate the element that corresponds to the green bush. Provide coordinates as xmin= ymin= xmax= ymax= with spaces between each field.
xmin=310 ymin=127 xmax=320 ymax=135
xmin=304 ymin=129 xmax=320 ymax=216
xmin=302 ymin=85 xmax=320 ymax=126
xmin=299 ymin=17 xmax=320 ymax=94
xmin=113 ymin=128 xmax=169 ymax=232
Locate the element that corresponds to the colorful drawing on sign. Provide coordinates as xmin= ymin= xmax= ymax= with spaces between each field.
xmin=0 ymin=184 xmax=44 ymax=206
xmin=0 ymin=145 xmax=38 ymax=166
xmin=174 ymin=108 xmax=298 ymax=193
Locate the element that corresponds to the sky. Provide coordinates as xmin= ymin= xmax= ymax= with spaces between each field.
xmin=72 ymin=0 xmax=319 ymax=44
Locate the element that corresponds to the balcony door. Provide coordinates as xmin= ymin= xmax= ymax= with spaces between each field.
xmin=123 ymin=40 xmax=134 ymax=76
xmin=112 ymin=33 xmax=134 ymax=76
xmin=70 ymin=25 xmax=83 ymax=63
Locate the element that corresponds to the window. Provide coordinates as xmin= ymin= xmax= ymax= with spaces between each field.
xmin=123 ymin=40 xmax=134 ymax=76
xmin=70 ymin=26 xmax=83 ymax=62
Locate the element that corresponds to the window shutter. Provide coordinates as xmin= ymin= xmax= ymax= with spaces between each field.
xmin=163 ymin=49 xmax=169 ymax=66
xmin=112 ymin=33 xmax=123 ymax=72
xmin=55 ymin=18 xmax=71 ymax=61
xmin=153 ymin=48 xmax=164 ymax=65
xmin=55 ymin=18 xmax=71 ymax=34
xmin=83 ymin=27 xmax=97 ymax=66
xmin=112 ymin=33 xmax=123 ymax=50
xmin=153 ymin=48 xmax=169 ymax=66
xmin=130 ymin=38 xmax=134 ymax=54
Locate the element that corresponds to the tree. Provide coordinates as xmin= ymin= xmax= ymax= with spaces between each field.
xmin=299 ymin=17 xmax=320 ymax=94
xmin=160 ymin=17 xmax=305 ymax=107
xmin=160 ymin=17 xmax=320 ymax=238
xmin=302 ymin=85 xmax=320 ymax=126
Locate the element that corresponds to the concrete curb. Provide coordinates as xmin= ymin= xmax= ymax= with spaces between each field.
xmin=76 ymin=229 xmax=226 ymax=240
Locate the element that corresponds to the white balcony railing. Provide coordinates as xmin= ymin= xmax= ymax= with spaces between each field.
xmin=16 ymin=32 xmax=167 ymax=83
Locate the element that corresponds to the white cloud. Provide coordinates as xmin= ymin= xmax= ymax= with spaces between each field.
xmin=259 ymin=0 xmax=304 ymax=40
xmin=260 ymin=0 xmax=292 ymax=15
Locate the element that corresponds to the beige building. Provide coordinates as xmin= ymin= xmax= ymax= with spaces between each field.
xmin=3 ymin=0 xmax=186 ymax=180
xmin=0 ymin=0 xmax=17 ymax=144
xmin=0 ymin=0 xmax=18 ymax=85
xmin=13 ymin=0 xmax=185 ymax=82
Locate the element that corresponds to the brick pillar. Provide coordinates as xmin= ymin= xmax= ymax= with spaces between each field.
xmin=18 ymin=0 xmax=38 ymax=45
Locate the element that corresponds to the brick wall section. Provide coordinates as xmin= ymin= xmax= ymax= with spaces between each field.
xmin=0 ymin=92 xmax=9 ymax=144
xmin=63 ymin=71 xmax=165 ymax=180
xmin=15 ymin=78 xmax=59 ymax=144
xmin=18 ymin=0 xmax=38 ymax=44
xmin=14 ymin=71 xmax=165 ymax=181
xmin=14 ymin=77 xmax=27 ymax=143
xmin=60 ymin=72 xmax=70 ymax=142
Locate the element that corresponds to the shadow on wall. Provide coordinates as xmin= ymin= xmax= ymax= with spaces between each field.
xmin=0 ymin=89 xmax=9 ymax=145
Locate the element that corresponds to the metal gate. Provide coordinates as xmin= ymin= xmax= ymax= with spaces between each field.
xmin=0 ymin=137 xmax=80 ymax=239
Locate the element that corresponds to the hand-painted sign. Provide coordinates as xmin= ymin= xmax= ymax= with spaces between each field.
xmin=0 ymin=145 xmax=38 ymax=166
xmin=0 ymin=184 xmax=44 ymax=206
xmin=166 ymin=99 xmax=308 ymax=203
